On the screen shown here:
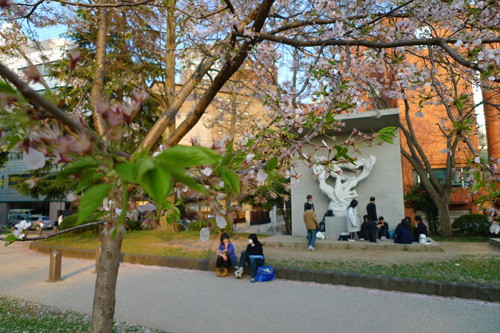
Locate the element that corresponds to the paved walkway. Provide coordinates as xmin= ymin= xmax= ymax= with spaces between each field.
xmin=1 ymin=241 xmax=500 ymax=333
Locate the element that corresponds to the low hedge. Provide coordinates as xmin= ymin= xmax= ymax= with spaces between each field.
xmin=59 ymin=211 xmax=108 ymax=234
xmin=452 ymin=214 xmax=490 ymax=235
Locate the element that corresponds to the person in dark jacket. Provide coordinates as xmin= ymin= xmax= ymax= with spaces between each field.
xmin=359 ymin=215 xmax=377 ymax=242
xmin=366 ymin=196 xmax=377 ymax=222
xmin=413 ymin=215 xmax=428 ymax=242
xmin=377 ymin=216 xmax=390 ymax=240
xmin=304 ymin=194 xmax=315 ymax=211
xmin=235 ymin=233 xmax=265 ymax=282
xmin=394 ymin=219 xmax=413 ymax=244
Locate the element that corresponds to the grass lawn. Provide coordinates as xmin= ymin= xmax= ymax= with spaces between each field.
xmin=0 ymin=295 xmax=164 ymax=332
xmin=430 ymin=234 xmax=492 ymax=242
xmin=269 ymin=255 xmax=500 ymax=285
xmin=42 ymin=230 xmax=262 ymax=260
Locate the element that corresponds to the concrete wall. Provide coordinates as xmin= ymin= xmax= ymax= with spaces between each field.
xmin=292 ymin=109 xmax=405 ymax=237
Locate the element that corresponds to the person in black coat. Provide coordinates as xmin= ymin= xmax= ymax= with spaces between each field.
xmin=377 ymin=216 xmax=390 ymax=240
xmin=304 ymin=194 xmax=315 ymax=211
xmin=394 ymin=219 xmax=412 ymax=244
xmin=366 ymin=196 xmax=377 ymax=222
xmin=235 ymin=233 xmax=265 ymax=283
xmin=413 ymin=215 xmax=428 ymax=242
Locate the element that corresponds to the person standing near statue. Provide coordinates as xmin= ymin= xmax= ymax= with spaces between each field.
xmin=304 ymin=194 xmax=315 ymax=211
xmin=304 ymin=203 xmax=319 ymax=250
xmin=366 ymin=196 xmax=378 ymax=222
xmin=346 ymin=199 xmax=360 ymax=241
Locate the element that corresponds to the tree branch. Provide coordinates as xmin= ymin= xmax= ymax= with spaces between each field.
xmin=0 ymin=62 xmax=103 ymax=147
xmin=17 ymin=220 xmax=107 ymax=242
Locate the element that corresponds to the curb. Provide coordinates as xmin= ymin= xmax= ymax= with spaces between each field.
xmin=30 ymin=242 xmax=500 ymax=303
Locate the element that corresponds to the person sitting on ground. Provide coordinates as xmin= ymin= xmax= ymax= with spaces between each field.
xmin=413 ymin=215 xmax=428 ymax=242
xmin=235 ymin=233 xmax=265 ymax=283
xmin=377 ymin=216 xmax=390 ymax=240
xmin=304 ymin=203 xmax=319 ymax=251
xmin=359 ymin=215 xmax=374 ymax=241
xmin=346 ymin=199 xmax=360 ymax=241
xmin=216 ymin=233 xmax=238 ymax=277
xmin=394 ymin=218 xmax=413 ymax=244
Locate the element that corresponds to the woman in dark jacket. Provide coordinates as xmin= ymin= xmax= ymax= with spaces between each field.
xmin=394 ymin=219 xmax=413 ymax=244
xmin=234 ymin=233 xmax=264 ymax=283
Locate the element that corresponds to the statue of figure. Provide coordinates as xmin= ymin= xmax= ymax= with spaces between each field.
xmin=312 ymin=155 xmax=376 ymax=216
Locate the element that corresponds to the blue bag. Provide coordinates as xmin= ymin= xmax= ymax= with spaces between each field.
xmin=256 ymin=266 xmax=276 ymax=282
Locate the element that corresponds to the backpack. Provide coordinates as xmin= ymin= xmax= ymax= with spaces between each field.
xmin=256 ymin=266 xmax=276 ymax=282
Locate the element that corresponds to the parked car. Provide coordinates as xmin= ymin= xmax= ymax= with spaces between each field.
xmin=27 ymin=216 xmax=53 ymax=230
xmin=7 ymin=214 xmax=30 ymax=228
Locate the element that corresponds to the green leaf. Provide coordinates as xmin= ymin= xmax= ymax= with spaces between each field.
xmin=57 ymin=160 xmax=98 ymax=180
xmin=221 ymin=169 xmax=240 ymax=194
xmin=247 ymin=139 xmax=255 ymax=148
xmin=77 ymin=183 xmax=112 ymax=225
xmin=381 ymin=136 xmax=394 ymax=144
xmin=157 ymin=145 xmax=220 ymax=167
xmin=0 ymin=80 xmax=20 ymax=95
xmin=75 ymin=167 xmax=98 ymax=194
xmin=4 ymin=234 xmax=17 ymax=242
xmin=166 ymin=216 xmax=174 ymax=225
xmin=379 ymin=126 xmax=397 ymax=133
xmin=168 ymin=166 xmax=205 ymax=193
xmin=137 ymin=158 xmax=155 ymax=179
xmin=137 ymin=164 xmax=173 ymax=205
xmin=325 ymin=110 xmax=334 ymax=123
xmin=266 ymin=156 xmax=279 ymax=171
xmin=221 ymin=139 xmax=234 ymax=166
xmin=116 ymin=163 xmax=137 ymax=182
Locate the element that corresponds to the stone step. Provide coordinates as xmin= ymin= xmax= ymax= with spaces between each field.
xmin=261 ymin=235 xmax=441 ymax=252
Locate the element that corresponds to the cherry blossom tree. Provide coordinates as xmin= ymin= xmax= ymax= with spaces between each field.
xmin=1 ymin=0 xmax=500 ymax=331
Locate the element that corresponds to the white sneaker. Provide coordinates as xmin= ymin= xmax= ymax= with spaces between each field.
xmin=348 ymin=239 xmax=355 ymax=242
xmin=310 ymin=246 xmax=315 ymax=251
xmin=307 ymin=246 xmax=312 ymax=251
xmin=359 ymin=238 xmax=365 ymax=241
xmin=381 ymin=236 xmax=386 ymax=241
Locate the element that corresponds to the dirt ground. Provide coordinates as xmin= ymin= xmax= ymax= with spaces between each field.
xmin=265 ymin=242 xmax=500 ymax=264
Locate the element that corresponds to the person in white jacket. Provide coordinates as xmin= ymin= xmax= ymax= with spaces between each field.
xmin=346 ymin=199 xmax=360 ymax=241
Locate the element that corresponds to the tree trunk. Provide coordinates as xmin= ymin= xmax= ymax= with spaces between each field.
xmin=90 ymin=7 xmax=108 ymax=137
xmin=435 ymin=197 xmax=452 ymax=238
xmin=280 ymin=204 xmax=291 ymax=235
xmin=89 ymin=225 xmax=125 ymax=333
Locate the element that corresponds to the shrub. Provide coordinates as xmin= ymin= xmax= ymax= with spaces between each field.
xmin=59 ymin=211 xmax=108 ymax=234
xmin=452 ymin=214 xmax=490 ymax=235
xmin=126 ymin=220 xmax=142 ymax=231
xmin=187 ymin=220 xmax=230 ymax=232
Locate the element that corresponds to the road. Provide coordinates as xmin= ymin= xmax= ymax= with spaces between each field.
xmin=0 ymin=241 xmax=499 ymax=333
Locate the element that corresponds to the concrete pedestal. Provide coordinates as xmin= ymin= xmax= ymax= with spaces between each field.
xmin=324 ymin=216 xmax=347 ymax=240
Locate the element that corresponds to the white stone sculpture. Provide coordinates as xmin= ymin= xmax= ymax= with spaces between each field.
xmin=312 ymin=155 xmax=376 ymax=216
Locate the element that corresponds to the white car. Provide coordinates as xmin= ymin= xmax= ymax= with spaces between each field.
xmin=27 ymin=216 xmax=53 ymax=230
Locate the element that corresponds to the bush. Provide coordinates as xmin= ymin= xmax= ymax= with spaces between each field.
xmin=186 ymin=220 xmax=230 ymax=232
xmin=126 ymin=220 xmax=142 ymax=231
xmin=59 ymin=211 xmax=108 ymax=234
xmin=452 ymin=214 xmax=490 ymax=235
xmin=187 ymin=220 xmax=206 ymax=231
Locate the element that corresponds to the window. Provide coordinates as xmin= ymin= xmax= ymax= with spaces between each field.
xmin=217 ymin=130 xmax=223 ymax=135
xmin=8 ymin=152 xmax=22 ymax=160
xmin=412 ymin=168 xmax=469 ymax=188
xmin=244 ymin=111 xmax=249 ymax=116
xmin=217 ymin=108 xmax=223 ymax=113
xmin=236 ymin=121 xmax=241 ymax=126
xmin=243 ymin=101 xmax=250 ymax=105
xmin=226 ymin=120 xmax=231 ymax=124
